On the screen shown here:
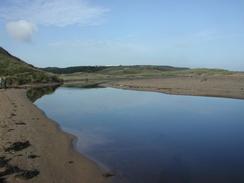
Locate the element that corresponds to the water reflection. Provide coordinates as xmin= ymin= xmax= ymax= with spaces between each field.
xmin=27 ymin=85 xmax=59 ymax=102
xmin=35 ymin=87 xmax=244 ymax=183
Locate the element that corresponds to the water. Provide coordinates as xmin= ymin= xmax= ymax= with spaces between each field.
xmin=35 ymin=87 xmax=244 ymax=183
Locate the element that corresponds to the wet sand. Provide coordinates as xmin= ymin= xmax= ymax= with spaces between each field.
xmin=0 ymin=89 xmax=109 ymax=183
xmin=104 ymin=74 xmax=244 ymax=99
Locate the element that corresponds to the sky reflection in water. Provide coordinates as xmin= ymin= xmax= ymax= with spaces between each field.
xmin=35 ymin=87 xmax=244 ymax=183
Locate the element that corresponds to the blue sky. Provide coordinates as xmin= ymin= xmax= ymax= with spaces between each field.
xmin=0 ymin=0 xmax=244 ymax=70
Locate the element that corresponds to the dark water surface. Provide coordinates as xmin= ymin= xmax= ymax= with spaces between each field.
xmin=35 ymin=87 xmax=244 ymax=183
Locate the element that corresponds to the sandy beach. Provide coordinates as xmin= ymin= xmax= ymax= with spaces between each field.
xmin=0 ymin=89 xmax=109 ymax=183
xmin=104 ymin=74 xmax=244 ymax=100
xmin=1 ymin=74 xmax=244 ymax=182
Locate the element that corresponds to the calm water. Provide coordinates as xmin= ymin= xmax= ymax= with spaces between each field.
xmin=35 ymin=87 xmax=244 ymax=183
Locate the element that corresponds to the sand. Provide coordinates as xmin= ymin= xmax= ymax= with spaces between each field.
xmin=1 ymin=74 xmax=244 ymax=182
xmin=0 ymin=89 xmax=110 ymax=183
xmin=104 ymin=74 xmax=244 ymax=100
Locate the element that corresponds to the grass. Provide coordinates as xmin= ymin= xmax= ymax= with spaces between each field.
xmin=60 ymin=67 xmax=234 ymax=85
xmin=59 ymin=66 xmax=243 ymax=89
xmin=0 ymin=46 xmax=237 ymax=88
xmin=0 ymin=47 xmax=61 ymax=87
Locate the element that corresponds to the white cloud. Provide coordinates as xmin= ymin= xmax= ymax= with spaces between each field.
xmin=0 ymin=0 xmax=108 ymax=41
xmin=0 ymin=0 xmax=108 ymax=27
xmin=6 ymin=20 xmax=37 ymax=42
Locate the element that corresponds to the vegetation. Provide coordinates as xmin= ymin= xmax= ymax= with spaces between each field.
xmin=43 ymin=65 xmax=191 ymax=85
xmin=43 ymin=65 xmax=234 ymax=82
xmin=41 ymin=65 xmax=189 ymax=74
xmin=56 ymin=66 xmax=235 ymax=85
xmin=0 ymin=46 xmax=236 ymax=88
xmin=0 ymin=47 xmax=61 ymax=87
xmin=42 ymin=66 xmax=108 ymax=74
xmin=27 ymin=86 xmax=59 ymax=102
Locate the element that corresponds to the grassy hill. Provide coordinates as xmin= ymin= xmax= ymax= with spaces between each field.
xmin=42 ymin=65 xmax=188 ymax=74
xmin=0 ymin=47 xmax=61 ymax=87
xmin=44 ymin=65 xmax=236 ymax=89
xmin=41 ymin=65 xmax=190 ymax=87
xmin=1 ymin=46 xmax=235 ymax=89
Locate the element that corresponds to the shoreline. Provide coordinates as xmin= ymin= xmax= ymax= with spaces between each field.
xmin=1 ymin=75 xmax=243 ymax=182
xmin=101 ymin=76 xmax=244 ymax=100
xmin=0 ymin=89 xmax=111 ymax=183
xmin=107 ymin=84 xmax=244 ymax=100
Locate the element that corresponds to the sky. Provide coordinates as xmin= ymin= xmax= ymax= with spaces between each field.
xmin=0 ymin=0 xmax=244 ymax=70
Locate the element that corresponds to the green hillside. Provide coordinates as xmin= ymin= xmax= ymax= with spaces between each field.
xmin=0 ymin=47 xmax=61 ymax=87
xmin=42 ymin=65 xmax=189 ymax=74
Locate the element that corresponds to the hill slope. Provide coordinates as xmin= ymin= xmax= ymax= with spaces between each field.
xmin=0 ymin=47 xmax=60 ymax=87
xmin=42 ymin=65 xmax=189 ymax=74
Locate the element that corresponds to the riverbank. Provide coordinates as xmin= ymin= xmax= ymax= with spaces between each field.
xmin=0 ymin=89 xmax=109 ymax=183
xmin=102 ymin=74 xmax=244 ymax=99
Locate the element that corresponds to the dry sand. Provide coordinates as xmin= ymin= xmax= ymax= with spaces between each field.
xmin=105 ymin=74 xmax=244 ymax=99
xmin=0 ymin=89 xmax=110 ymax=183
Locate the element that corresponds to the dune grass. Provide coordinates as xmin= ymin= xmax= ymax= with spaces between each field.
xmin=0 ymin=47 xmax=61 ymax=87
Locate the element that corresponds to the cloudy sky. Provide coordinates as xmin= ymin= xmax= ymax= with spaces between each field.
xmin=0 ymin=0 xmax=244 ymax=70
